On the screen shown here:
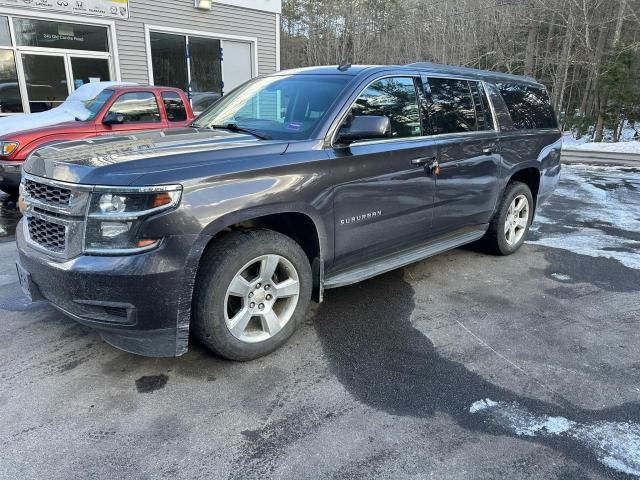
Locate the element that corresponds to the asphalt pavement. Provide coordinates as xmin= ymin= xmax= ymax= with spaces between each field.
xmin=0 ymin=164 xmax=639 ymax=480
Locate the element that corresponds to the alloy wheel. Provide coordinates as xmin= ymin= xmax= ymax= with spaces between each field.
xmin=224 ymin=254 xmax=300 ymax=343
xmin=504 ymin=194 xmax=530 ymax=246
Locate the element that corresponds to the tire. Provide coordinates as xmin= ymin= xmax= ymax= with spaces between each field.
xmin=1 ymin=186 xmax=18 ymax=198
xmin=193 ymin=229 xmax=312 ymax=361
xmin=484 ymin=181 xmax=534 ymax=256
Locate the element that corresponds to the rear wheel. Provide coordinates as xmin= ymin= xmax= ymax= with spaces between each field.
xmin=484 ymin=181 xmax=533 ymax=255
xmin=193 ymin=230 xmax=312 ymax=361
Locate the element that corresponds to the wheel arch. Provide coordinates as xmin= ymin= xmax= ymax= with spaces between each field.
xmin=507 ymin=166 xmax=541 ymax=213
xmin=197 ymin=204 xmax=327 ymax=299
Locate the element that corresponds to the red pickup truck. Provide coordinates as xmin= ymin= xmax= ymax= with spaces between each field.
xmin=0 ymin=85 xmax=195 ymax=195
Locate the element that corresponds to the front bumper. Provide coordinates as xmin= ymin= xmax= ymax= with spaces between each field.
xmin=16 ymin=221 xmax=198 ymax=357
xmin=0 ymin=160 xmax=22 ymax=191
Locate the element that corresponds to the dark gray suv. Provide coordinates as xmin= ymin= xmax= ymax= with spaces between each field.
xmin=16 ymin=63 xmax=562 ymax=360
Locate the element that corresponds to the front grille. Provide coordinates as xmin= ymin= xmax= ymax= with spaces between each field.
xmin=25 ymin=179 xmax=72 ymax=208
xmin=27 ymin=217 xmax=66 ymax=253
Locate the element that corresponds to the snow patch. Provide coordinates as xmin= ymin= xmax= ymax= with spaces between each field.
xmin=529 ymin=165 xmax=640 ymax=270
xmin=551 ymin=273 xmax=572 ymax=282
xmin=469 ymin=398 xmax=498 ymax=413
xmin=470 ymin=399 xmax=640 ymax=477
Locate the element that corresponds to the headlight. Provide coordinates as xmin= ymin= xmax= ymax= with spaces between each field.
xmin=0 ymin=141 xmax=19 ymax=156
xmin=84 ymin=185 xmax=182 ymax=253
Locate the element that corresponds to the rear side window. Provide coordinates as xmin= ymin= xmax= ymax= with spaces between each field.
xmin=496 ymin=83 xmax=557 ymax=130
xmin=351 ymin=77 xmax=421 ymax=139
xmin=162 ymin=91 xmax=187 ymax=122
xmin=107 ymin=92 xmax=161 ymax=123
xmin=427 ymin=78 xmax=476 ymax=134
xmin=470 ymin=81 xmax=494 ymax=131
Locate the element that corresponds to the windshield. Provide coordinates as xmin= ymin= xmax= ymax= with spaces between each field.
xmin=84 ymin=89 xmax=115 ymax=120
xmin=193 ymin=75 xmax=351 ymax=140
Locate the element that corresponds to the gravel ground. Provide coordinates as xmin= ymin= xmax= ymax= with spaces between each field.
xmin=0 ymin=164 xmax=639 ymax=480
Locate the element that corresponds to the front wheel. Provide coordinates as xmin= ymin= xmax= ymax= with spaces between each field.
xmin=484 ymin=181 xmax=534 ymax=255
xmin=193 ymin=230 xmax=312 ymax=361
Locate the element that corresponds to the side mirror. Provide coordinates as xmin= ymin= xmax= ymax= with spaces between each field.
xmin=337 ymin=115 xmax=390 ymax=144
xmin=103 ymin=112 xmax=125 ymax=125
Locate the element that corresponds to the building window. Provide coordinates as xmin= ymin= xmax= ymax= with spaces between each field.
xmin=150 ymin=31 xmax=222 ymax=97
xmin=21 ymin=54 xmax=69 ymax=112
xmin=0 ymin=50 xmax=23 ymax=114
xmin=189 ymin=37 xmax=222 ymax=94
xmin=0 ymin=15 xmax=115 ymax=115
xmin=150 ymin=32 xmax=188 ymax=93
xmin=13 ymin=18 xmax=109 ymax=52
xmin=0 ymin=16 xmax=10 ymax=47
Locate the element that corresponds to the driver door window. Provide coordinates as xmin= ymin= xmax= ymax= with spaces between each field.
xmin=106 ymin=92 xmax=161 ymax=124
xmin=348 ymin=77 xmax=421 ymax=140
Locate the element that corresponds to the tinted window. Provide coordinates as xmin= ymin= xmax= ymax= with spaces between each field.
xmin=162 ymin=92 xmax=188 ymax=122
xmin=428 ymin=78 xmax=476 ymax=134
xmin=195 ymin=74 xmax=350 ymax=140
xmin=0 ymin=16 xmax=10 ymax=47
xmin=13 ymin=18 xmax=109 ymax=52
xmin=470 ymin=81 xmax=494 ymax=131
xmin=350 ymin=77 xmax=421 ymax=139
xmin=0 ymin=50 xmax=23 ymax=114
xmin=107 ymin=92 xmax=161 ymax=123
xmin=496 ymin=83 xmax=557 ymax=130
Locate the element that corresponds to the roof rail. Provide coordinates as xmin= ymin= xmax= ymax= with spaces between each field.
xmin=406 ymin=61 xmax=538 ymax=84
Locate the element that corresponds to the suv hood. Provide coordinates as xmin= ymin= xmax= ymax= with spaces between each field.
xmin=23 ymin=128 xmax=290 ymax=185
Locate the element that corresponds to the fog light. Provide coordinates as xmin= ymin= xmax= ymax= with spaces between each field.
xmin=100 ymin=222 xmax=130 ymax=238
xmin=99 ymin=194 xmax=127 ymax=214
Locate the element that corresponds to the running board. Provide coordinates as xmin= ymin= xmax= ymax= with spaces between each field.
xmin=323 ymin=226 xmax=487 ymax=289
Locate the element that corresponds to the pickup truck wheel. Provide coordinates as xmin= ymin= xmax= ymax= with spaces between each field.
xmin=485 ymin=181 xmax=533 ymax=255
xmin=1 ymin=186 xmax=18 ymax=198
xmin=193 ymin=230 xmax=312 ymax=361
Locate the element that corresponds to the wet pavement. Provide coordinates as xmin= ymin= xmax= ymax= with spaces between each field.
xmin=0 ymin=165 xmax=639 ymax=480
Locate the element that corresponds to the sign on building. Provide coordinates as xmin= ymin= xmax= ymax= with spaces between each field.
xmin=0 ymin=0 xmax=129 ymax=19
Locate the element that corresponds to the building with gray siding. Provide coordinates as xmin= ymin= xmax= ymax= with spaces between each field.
xmin=0 ymin=0 xmax=281 ymax=115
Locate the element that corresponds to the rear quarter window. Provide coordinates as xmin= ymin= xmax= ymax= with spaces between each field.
xmin=162 ymin=91 xmax=188 ymax=122
xmin=496 ymin=83 xmax=557 ymax=130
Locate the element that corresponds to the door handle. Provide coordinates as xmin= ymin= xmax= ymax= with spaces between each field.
xmin=411 ymin=156 xmax=433 ymax=166
xmin=412 ymin=156 xmax=440 ymax=175
xmin=483 ymin=144 xmax=497 ymax=155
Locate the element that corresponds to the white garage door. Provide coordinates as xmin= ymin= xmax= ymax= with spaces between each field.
xmin=222 ymin=40 xmax=253 ymax=94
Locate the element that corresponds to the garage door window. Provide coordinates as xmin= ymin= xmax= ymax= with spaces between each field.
xmin=150 ymin=32 xmax=188 ymax=93
xmin=150 ymin=31 xmax=222 ymax=97
xmin=189 ymin=37 xmax=222 ymax=94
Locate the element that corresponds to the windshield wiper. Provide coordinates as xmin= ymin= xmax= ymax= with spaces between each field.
xmin=210 ymin=123 xmax=272 ymax=140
